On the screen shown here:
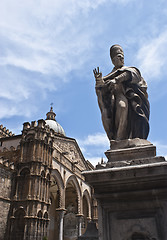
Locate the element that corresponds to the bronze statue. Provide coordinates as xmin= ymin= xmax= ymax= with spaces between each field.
xmin=93 ymin=45 xmax=150 ymax=141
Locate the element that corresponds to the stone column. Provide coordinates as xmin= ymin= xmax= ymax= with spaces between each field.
xmin=37 ymin=176 xmax=40 ymax=199
xmin=76 ymin=214 xmax=83 ymax=237
xmin=23 ymin=220 xmax=28 ymax=239
xmin=56 ymin=208 xmax=66 ymax=240
xmin=33 ymin=219 xmax=38 ymax=240
xmin=28 ymin=176 xmax=32 ymax=199
xmin=15 ymin=177 xmax=19 ymax=200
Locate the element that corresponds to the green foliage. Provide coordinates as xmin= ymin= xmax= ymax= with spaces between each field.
xmin=43 ymin=237 xmax=48 ymax=240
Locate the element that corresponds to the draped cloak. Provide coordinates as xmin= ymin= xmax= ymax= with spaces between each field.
xmin=96 ymin=66 xmax=150 ymax=140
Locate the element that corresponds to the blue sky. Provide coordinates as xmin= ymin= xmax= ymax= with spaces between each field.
xmin=1 ymin=0 xmax=167 ymax=166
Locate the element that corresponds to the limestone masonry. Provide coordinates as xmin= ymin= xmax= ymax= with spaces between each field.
xmin=0 ymin=107 xmax=97 ymax=240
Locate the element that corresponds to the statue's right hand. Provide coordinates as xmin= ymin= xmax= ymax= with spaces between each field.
xmin=93 ymin=67 xmax=102 ymax=80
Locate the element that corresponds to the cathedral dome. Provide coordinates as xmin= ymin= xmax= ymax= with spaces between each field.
xmin=45 ymin=106 xmax=66 ymax=136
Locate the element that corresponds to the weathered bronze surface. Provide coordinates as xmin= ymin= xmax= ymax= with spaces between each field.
xmin=93 ymin=45 xmax=150 ymax=141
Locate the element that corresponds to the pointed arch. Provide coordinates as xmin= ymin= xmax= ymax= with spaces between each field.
xmin=11 ymin=208 xmax=26 ymax=240
xmin=18 ymin=168 xmax=30 ymax=199
xmin=83 ymin=189 xmax=91 ymax=219
xmin=50 ymin=169 xmax=64 ymax=208
xmin=65 ymin=175 xmax=81 ymax=196
xmin=65 ymin=175 xmax=82 ymax=214
xmin=37 ymin=210 xmax=43 ymax=219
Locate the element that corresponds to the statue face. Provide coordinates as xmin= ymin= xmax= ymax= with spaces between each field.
xmin=112 ymin=53 xmax=124 ymax=68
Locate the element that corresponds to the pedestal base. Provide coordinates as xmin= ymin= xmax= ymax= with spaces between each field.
xmin=83 ymin=141 xmax=167 ymax=240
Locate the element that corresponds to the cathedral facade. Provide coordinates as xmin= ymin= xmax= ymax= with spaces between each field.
xmin=0 ymin=107 xmax=97 ymax=240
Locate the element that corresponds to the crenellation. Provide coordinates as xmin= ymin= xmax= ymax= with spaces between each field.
xmin=37 ymin=119 xmax=46 ymax=128
xmin=31 ymin=121 xmax=37 ymax=128
xmin=23 ymin=122 xmax=31 ymax=130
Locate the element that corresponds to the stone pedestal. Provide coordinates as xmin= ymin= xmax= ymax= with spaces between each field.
xmin=83 ymin=140 xmax=167 ymax=240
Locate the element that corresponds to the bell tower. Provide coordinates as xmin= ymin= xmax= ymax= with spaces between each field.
xmin=10 ymin=119 xmax=54 ymax=240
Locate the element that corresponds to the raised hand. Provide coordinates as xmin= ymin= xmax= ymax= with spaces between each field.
xmin=93 ymin=67 xmax=102 ymax=80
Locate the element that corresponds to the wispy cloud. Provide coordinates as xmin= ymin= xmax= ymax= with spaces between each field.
xmin=0 ymin=0 xmax=108 ymax=118
xmin=77 ymin=132 xmax=109 ymax=166
xmin=136 ymin=29 xmax=167 ymax=82
xmin=0 ymin=0 xmax=107 ymax=75
xmin=0 ymin=0 xmax=144 ymax=120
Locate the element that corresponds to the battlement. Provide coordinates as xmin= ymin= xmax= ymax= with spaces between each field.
xmin=0 ymin=124 xmax=14 ymax=138
xmin=0 ymin=157 xmax=15 ymax=170
xmin=22 ymin=119 xmax=54 ymax=138
xmin=23 ymin=119 xmax=47 ymax=130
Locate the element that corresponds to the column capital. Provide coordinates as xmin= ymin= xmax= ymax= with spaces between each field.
xmin=76 ymin=214 xmax=84 ymax=218
xmin=56 ymin=208 xmax=66 ymax=212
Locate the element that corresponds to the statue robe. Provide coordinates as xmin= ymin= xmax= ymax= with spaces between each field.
xmin=96 ymin=66 xmax=150 ymax=140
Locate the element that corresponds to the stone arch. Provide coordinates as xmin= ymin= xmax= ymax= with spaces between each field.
xmin=25 ymin=134 xmax=34 ymax=141
xmin=36 ymin=210 xmax=43 ymax=239
xmin=14 ymin=207 xmax=26 ymax=217
xmin=37 ymin=210 xmax=43 ymax=218
xmin=82 ymin=189 xmax=91 ymax=219
xmin=46 ymin=173 xmax=50 ymax=181
xmin=51 ymin=169 xmax=64 ymax=208
xmin=18 ymin=167 xmax=30 ymax=199
xmin=65 ymin=175 xmax=82 ymax=214
xmin=44 ymin=211 xmax=49 ymax=219
xmin=11 ymin=207 xmax=26 ymax=240
xmin=49 ymin=170 xmax=64 ymax=240
xmin=44 ymin=136 xmax=48 ymax=144
xmin=41 ymin=170 xmax=46 ymax=178
xmin=19 ymin=167 xmax=30 ymax=176
xmin=48 ymin=140 xmax=53 ymax=148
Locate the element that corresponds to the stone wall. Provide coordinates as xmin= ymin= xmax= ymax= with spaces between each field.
xmin=0 ymin=164 xmax=13 ymax=240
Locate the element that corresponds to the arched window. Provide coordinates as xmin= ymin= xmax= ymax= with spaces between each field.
xmin=37 ymin=210 xmax=43 ymax=219
xmin=41 ymin=170 xmax=45 ymax=178
xmin=46 ymin=173 xmax=50 ymax=181
xmin=18 ymin=168 xmax=30 ymax=199
xmin=44 ymin=212 xmax=48 ymax=219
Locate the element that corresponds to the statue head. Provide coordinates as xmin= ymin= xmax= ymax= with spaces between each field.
xmin=110 ymin=44 xmax=124 ymax=68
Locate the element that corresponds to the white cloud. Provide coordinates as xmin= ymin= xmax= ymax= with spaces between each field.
xmin=0 ymin=0 xmax=107 ymax=118
xmin=136 ymin=29 xmax=167 ymax=81
xmin=86 ymin=156 xmax=107 ymax=167
xmin=78 ymin=132 xmax=109 ymax=146
xmin=0 ymin=0 xmax=138 ymax=76
xmin=152 ymin=141 xmax=167 ymax=160
xmin=0 ymin=0 xmax=141 ymax=120
xmin=0 ymin=0 xmax=106 ymax=75
xmin=0 ymin=100 xmax=37 ymax=119
xmin=77 ymin=132 xmax=109 ymax=166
